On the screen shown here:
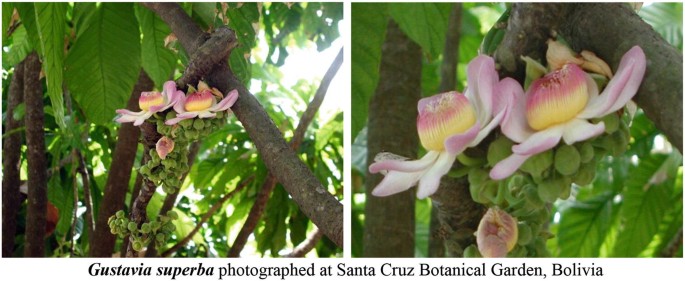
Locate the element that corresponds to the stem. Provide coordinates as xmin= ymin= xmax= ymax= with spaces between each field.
xmin=23 ymin=52 xmax=48 ymax=257
xmin=283 ymin=228 xmax=324 ymax=258
xmin=2 ymin=58 xmax=25 ymax=257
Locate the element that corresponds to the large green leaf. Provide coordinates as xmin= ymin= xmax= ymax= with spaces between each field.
xmin=227 ymin=3 xmax=259 ymax=86
xmin=389 ymin=3 xmax=451 ymax=58
xmin=612 ymin=154 xmax=675 ymax=256
xmin=351 ymin=3 xmax=387 ymax=140
xmin=72 ymin=2 xmax=96 ymax=39
xmin=65 ymin=3 xmax=141 ymax=125
xmin=14 ymin=3 xmax=39 ymax=51
xmin=556 ymin=193 xmax=614 ymax=257
xmin=2 ymin=2 xmax=12 ymax=43
xmin=35 ymin=2 xmax=67 ymax=129
xmin=3 ymin=25 xmax=33 ymax=67
xmin=135 ymin=4 xmax=176 ymax=89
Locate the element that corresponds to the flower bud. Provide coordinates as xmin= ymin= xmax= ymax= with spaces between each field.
xmin=476 ymin=208 xmax=518 ymax=258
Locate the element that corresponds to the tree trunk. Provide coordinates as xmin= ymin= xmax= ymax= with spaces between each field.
xmin=363 ymin=20 xmax=421 ymax=257
xmin=90 ymin=70 xmax=153 ymax=257
xmin=23 ymin=52 xmax=48 ymax=257
xmin=2 ymin=59 xmax=26 ymax=257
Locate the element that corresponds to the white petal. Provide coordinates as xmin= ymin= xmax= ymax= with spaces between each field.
xmin=511 ymin=125 xmax=563 ymax=156
xmin=369 ymin=151 xmax=440 ymax=174
xmin=490 ymin=153 xmax=531 ymax=180
xmin=371 ymin=170 xmax=423 ymax=197
xmin=561 ymin=119 xmax=606 ymax=145
xmin=416 ymin=152 xmax=457 ymax=199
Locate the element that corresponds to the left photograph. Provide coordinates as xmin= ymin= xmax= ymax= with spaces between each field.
xmin=1 ymin=2 xmax=343 ymax=257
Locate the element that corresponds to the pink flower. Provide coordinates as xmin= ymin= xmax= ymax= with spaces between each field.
xmin=115 ymin=81 xmax=183 ymax=126
xmin=476 ymin=208 xmax=518 ymax=258
xmin=368 ymin=55 xmax=512 ymax=199
xmin=156 ymin=136 xmax=175 ymax=160
xmin=490 ymin=46 xmax=646 ymax=180
xmin=165 ymin=81 xmax=239 ymax=125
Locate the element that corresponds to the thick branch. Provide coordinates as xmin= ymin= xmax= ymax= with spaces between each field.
xmin=23 ymin=52 xmax=47 ymax=257
xmin=2 ymin=59 xmax=25 ymax=257
xmin=161 ymin=176 xmax=254 ymax=257
xmin=126 ymin=122 xmax=162 ymax=257
xmin=228 ymin=48 xmax=343 ymax=257
xmin=145 ymin=3 xmax=343 ymax=247
xmin=91 ymin=70 xmax=152 ymax=257
xmin=494 ymin=3 xmax=682 ymax=151
xmin=364 ymin=20 xmax=421 ymax=257
xmin=176 ymin=27 xmax=238 ymax=89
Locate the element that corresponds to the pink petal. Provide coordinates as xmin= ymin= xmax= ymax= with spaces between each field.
xmin=416 ymin=151 xmax=457 ymax=199
xmin=371 ymin=170 xmax=423 ymax=197
xmin=173 ymin=94 xmax=187 ymax=114
xmin=511 ymin=125 xmax=563 ymax=155
xmin=212 ymin=89 xmax=239 ymax=112
xmin=164 ymin=112 xmax=198 ymax=125
xmin=473 ymin=107 xmax=505 ymax=145
xmin=369 ymin=151 xmax=440 ymax=174
xmin=578 ymin=46 xmax=646 ymax=118
xmin=499 ymin=78 xmax=533 ymax=143
xmin=197 ymin=111 xmax=217 ymax=118
xmin=115 ymin=109 xmax=145 ymax=116
xmin=162 ymin=81 xmax=177 ymax=97
xmin=490 ymin=153 xmax=530 ymax=180
xmin=479 ymin=235 xmax=509 ymax=258
xmin=465 ymin=55 xmax=498 ymax=125
xmin=132 ymin=113 xmax=152 ymax=126
xmin=443 ymin=122 xmax=480 ymax=155
xmin=561 ymin=118 xmax=606 ymax=145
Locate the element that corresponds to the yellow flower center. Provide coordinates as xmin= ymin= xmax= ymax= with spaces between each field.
xmin=417 ymin=92 xmax=477 ymax=151
xmin=139 ymin=92 xmax=164 ymax=111
xmin=526 ymin=64 xmax=589 ymax=130
xmin=184 ymin=90 xmax=214 ymax=112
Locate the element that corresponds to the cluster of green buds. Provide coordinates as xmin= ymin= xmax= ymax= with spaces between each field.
xmin=107 ymin=210 xmax=179 ymax=251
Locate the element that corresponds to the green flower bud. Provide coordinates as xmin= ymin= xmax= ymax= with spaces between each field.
xmin=179 ymin=119 xmax=193 ymax=129
xmin=520 ymin=150 xmax=553 ymax=177
xmin=601 ymin=113 xmax=619 ymax=134
xmin=141 ymin=223 xmax=151 ymax=234
xmin=165 ymin=111 xmax=177 ymax=120
xmin=487 ymin=136 xmax=514 ymax=167
xmin=132 ymin=241 xmax=143 ymax=251
xmin=116 ymin=210 xmax=126 ymax=219
xmin=463 ymin=245 xmax=482 ymax=258
xmin=128 ymin=222 xmax=138 ymax=232
xmin=167 ymin=210 xmax=179 ymax=220
xmin=156 ymin=233 xmax=166 ymax=242
xmin=537 ymin=179 xmax=563 ymax=203
xmin=193 ymin=119 xmax=205 ymax=130
xmin=554 ymin=145 xmax=581 ymax=176
xmin=517 ymin=224 xmax=532 ymax=246
xmin=573 ymin=161 xmax=596 ymax=186
xmin=578 ymin=142 xmax=594 ymax=163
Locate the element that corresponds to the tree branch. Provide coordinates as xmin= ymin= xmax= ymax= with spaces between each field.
xmin=91 ymin=70 xmax=152 ymax=257
xmin=283 ymin=228 xmax=324 ymax=258
xmin=23 ymin=52 xmax=47 ymax=257
xmin=144 ymin=2 xmax=343 ymax=247
xmin=74 ymin=149 xmax=95 ymax=247
xmin=2 ymin=59 xmax=25 ymax=257
xmin=228 ymin=48 xmax=343 ymax=257
xmin=493 ymin=3 xmax=682 ymax=151
xmin=161 ymin=176 xmax=254 ymax=257
xmin=364 ymin=20 xmax=420 ymax=257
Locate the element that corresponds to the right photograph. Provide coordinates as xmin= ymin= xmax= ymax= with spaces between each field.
xmin=351 ymin=3 xmax=683 ymax=258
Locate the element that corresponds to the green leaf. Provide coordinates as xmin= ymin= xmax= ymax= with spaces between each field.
xmin=639 ymin=3 xmax=683 ymax=50
xmin=227 ymin=3 xmax=259 ymax=85
xmin=4 ymin=25 xmax=33 ymax=67
xmin=351 ymin=3 xmax=387 ymax=140
xmin=2 ymin=2 xmax=12 ymax=43
xmin=15 ymin=3 xmax=39 ymax=52
xmin=556 ymin=192 xmax=614 ymax=257
xmin=173 ymin=207 xmax=206 ymax=247
xmin=65 ymin=3 xmax=141 ymax=125
xmin=315 ymin=111 xmax=343 ymax=150
xmin=34 ymin=2 xmax=67 ymax=129
xmin=389 ymin=3 xmax=451 ymax=57
xmin=72 ymin=2 xmax=96 ymax=40
xmin=135 ymin=4 xmax=176 ymax=89
xmin=612 ymin=154 xmax=675 ymax=256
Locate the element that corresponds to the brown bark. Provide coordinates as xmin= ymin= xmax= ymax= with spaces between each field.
xmin=364 ymin=20 xmax=421 ymax=257
xmin=284 ymin=228 xmax=324 ymax=258
xmin=2 ymin=59 xmax=25 ymax=257
xmin=227 ymin=49 xmax=343 ymax=257
xmin=494 ymin=3 xmax=682 ymax=151
xmin=143 ymin=2 xmax=344 ymax=247
xmin=23 ymin=52 xmax=48 ymax=257
xmin=90 ymin=70 xmax=153 ymax=257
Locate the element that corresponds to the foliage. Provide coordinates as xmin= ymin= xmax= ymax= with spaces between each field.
xmin=2 ymin=2 xmax=342 ymax=257
xmin=351 ymin=2 xmax=683 ymax=258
